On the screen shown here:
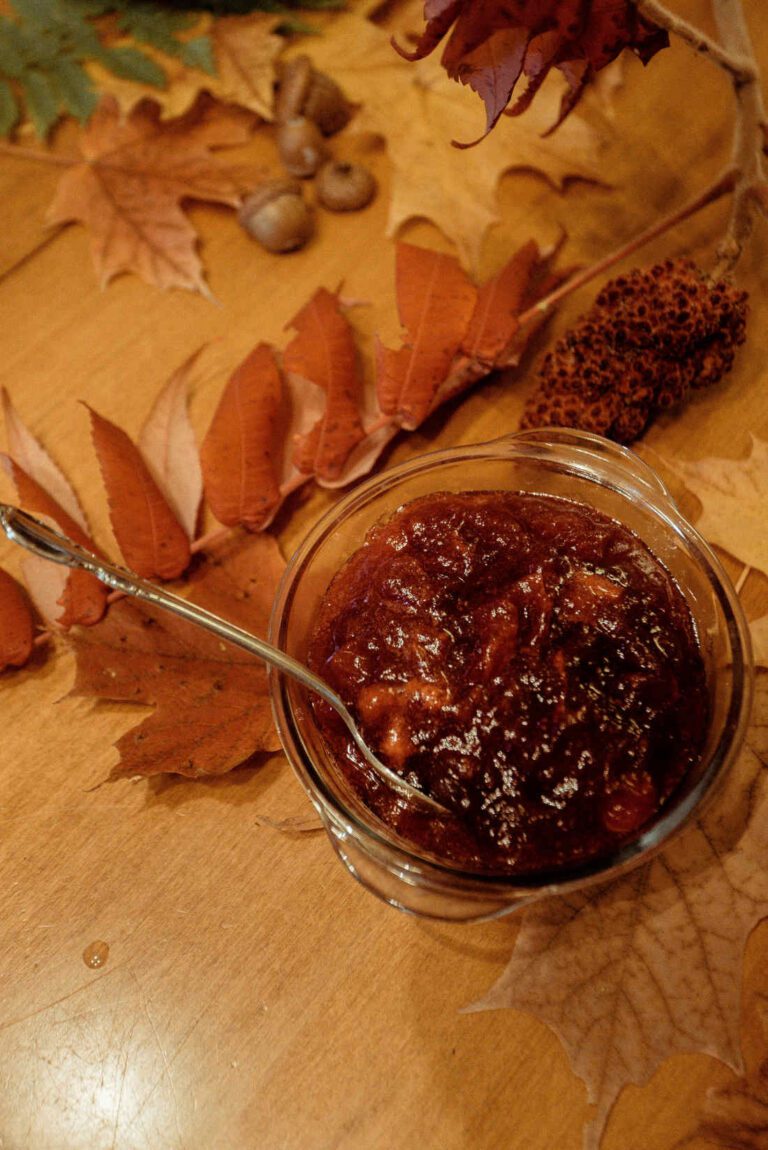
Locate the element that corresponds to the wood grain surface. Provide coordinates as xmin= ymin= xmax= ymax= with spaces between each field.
xmin=1 ymin=3 xmax=767 ymax=1149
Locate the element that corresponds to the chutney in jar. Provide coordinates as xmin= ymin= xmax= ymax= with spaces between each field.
xmin=307 ymin=491 xmax=708 ymax=874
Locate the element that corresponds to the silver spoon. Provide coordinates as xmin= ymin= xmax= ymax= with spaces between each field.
xmin=0 ymin=504 xmax=448 ymax=815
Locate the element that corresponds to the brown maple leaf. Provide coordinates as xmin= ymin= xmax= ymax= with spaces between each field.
xmin=69 ymin=532 xmax=284 ymax=778
xmin=394 ymin=0 xmax=669 ymax=141
xmin=0 ymin=568 xmax=34 ymax=672
xmin=46 ymin=95 xmax=256 ymax=296
xmin=466 ymin=676 xmax=768 ymax=1150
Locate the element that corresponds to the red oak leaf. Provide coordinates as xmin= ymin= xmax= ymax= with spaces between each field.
xmin=0 ymin=567 xmax=34 ymax=671
xmin=88 ymin=406 xmax=190 ymax=580
xmin=200 ymin=343 xmax=284 ymax=533
xmin=69 ymin=532 xmax=284 ymax=778
xmin=395 ymin=0 xmax=668 ymax=142
xmin=376 ymin=243 xmax=478 ymax=429
xmin=283 ymin=288 xmax=366 ymax=481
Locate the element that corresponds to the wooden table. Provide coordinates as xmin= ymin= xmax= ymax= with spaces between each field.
xmin=1 ymin=4 xmax=767 ymax=1148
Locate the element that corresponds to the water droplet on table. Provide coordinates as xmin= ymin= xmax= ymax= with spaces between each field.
xmin=82 ymin=940 xmax=110 ymax=969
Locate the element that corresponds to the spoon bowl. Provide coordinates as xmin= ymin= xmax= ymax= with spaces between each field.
xmin=0 ymin=503 xmax=448 ymax=815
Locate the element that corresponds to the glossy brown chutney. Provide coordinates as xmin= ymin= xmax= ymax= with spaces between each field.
xmin=307 ymin=491 xmax=708 ymax=875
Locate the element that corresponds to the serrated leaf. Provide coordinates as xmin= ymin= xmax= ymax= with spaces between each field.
xmin=87 ymin=404 xmax=191 ymax=580
xmin=99 ymin=44 xmax=166 ymax=87
xmin=180 ymin=36 xmax=214 ymax=75
xmin=20 ymin=67 xmax=59 ymax=137
xmin=48 ymin=54 xmax=97 ymax=121
xmin=200 ymin=343 xmax=284 ymax=532
xmin=0 ymin=19 xmax=26 ymax=78
xmin=0 ymin=78 xmax=19 ymax=135
xmin=283 ymin=288 xmax=366 ymax=481
xmin=137 ymin=349 xmax=204 ymax=541
xmin=0 ymin=567 xmax=35 ymax=672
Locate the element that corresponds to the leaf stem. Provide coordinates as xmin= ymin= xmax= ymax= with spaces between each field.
xmin=0 ymin=142 xmax=74 ymax=167
xmin=734 ymin=564 xmax=751 ymax=595
xmin=516 ymin=171 xmax=736 ymax=329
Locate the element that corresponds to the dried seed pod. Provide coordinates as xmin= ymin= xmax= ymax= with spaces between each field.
xmin=274 ymin=55 xmax=353 ymax=136
xmin=239 ymin=180 xmax=313 ymax=253
xmin=316 ymin=161 xmax=376 ymax=211
xmin=277 ymin=116 xmax=328 ymax=178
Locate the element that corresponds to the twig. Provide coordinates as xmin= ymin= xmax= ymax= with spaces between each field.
xmin=735 ymin=564 xmax=751 ymax=596
xmin=516 ymin=171 xmax=735 ymax=329
xmin=634 ymin=0 xmax=766 ymax=277
xmin=634 ymin=0 xmax=756 ymax=81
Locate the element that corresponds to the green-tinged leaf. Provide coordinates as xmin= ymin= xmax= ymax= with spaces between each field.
xmin=0 ymin=19 xmax=29 ymax=76
xmin=181 ymin=35 xmax=215 ymax=74
xmin=0 ymin=78 xmax=19 ymax=135
xmin=98 ymin=44 xmax=166 ymax=86
xmin=49 ymin=54 xmax=97 ymax=120
xmin=116 ymin=5 xmax=195 ymax=55
xmin=20 ymin=67 xmax=58 ymax=136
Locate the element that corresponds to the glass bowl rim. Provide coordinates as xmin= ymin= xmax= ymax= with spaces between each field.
xmin=268 ymin=429 xmax=755 ymax=893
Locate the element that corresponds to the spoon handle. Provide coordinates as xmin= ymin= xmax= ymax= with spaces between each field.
xmin=0 ymin=504 xmax=447 ymax=813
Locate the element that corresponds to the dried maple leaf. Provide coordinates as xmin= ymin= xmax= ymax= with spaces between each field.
xmin=200 ymin=342 xmax=284 ymax=533
xmin=395 ymin=0 xmax=668 ymax=141
xmin=661 ymin=436 xmax=768 ymax=579
xmin=466 ymin=677 xmax=768 ymax=1150
xmin=46 ymin=94 xmax=255 ymax=296
xmin=137 ymin=348 xmax=204 ymax=540
xmin=69 ymin=531 xmax=284 ymax=778
xmin=283 ymin=287 xmax=366 ymax=480
xmin=0 ymin=567 xmax=34 ymax=672
xmin=376 ymin=243 xmax=478 ymax=429
xmin=303 ymin=7 xmax=602 ymax=270
xmin=88 ymin=405 xmax=190 ymax=580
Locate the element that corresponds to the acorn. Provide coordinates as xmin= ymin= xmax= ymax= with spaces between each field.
xmin=239 ymin=180 xmax=313 ymax=253
xmin=316 ymin=161 xmax=377 ymax=211
xmin=275 ymin=55 xmax=353 ymax=136
xmin=277 ymin=116 xmax=328 ymax=178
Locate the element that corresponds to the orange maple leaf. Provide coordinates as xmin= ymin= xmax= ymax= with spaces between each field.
xmin=47 ymin=95 xmax=256 ymax=297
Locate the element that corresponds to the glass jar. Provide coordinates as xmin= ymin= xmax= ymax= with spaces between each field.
xmin=268 ymin=429 xmax=753 ymax=923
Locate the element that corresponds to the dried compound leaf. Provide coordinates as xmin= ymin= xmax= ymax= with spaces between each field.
xmin=461 ymin=239 xmax=544 ymax=364
xmin=138 ymin=349 xmax=204 ymax=540
xmin=2 ymin=388 xmax=89 ymax=531
xmin=46 ymin=95 xmax=255 ymax=296
xmin=376 ymin=243 xmax=478 ymax=429
xmin=200 ymin=343 xmax=284 ymax=533
xmin=467 ymin=678 xmax=768 ymax=1150
xmin=0 ymin=567 xmax=34 ymax=671
xmin=88 ymin=406 xmax=190 ymax=580
xmin=283 ymin=288 xmax=365 ymax=481
xmin=1 ymin=456 xmax=108 ymax=627
xmin=69 ymin=532 xmax=285 ymax=778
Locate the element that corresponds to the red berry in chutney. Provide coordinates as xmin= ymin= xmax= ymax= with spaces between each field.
xmin=307 ymin=492 xmax=708 ymax=875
